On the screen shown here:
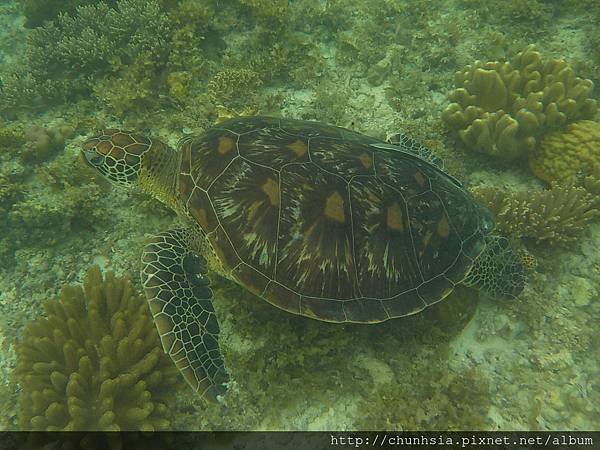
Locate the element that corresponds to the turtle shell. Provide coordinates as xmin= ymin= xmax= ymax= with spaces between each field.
xmin=177 ymin=117 xmax=492 ymax=323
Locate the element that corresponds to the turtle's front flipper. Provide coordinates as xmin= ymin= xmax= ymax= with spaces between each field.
xmin=141 ymin=228 xmax=228 ymax=401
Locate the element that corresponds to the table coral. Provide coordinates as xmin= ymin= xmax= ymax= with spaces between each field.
xmin=473 ymin=184 xmax=600 ymax=245
xmin=14 ymin=266 xmax=180 ymax=431
xmin=442 ymin=46 xmax=597 ymax=161
xmin=529 ymin=120 xmax=600 ymax=184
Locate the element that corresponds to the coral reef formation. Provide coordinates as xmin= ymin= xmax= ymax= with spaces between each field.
xmin=21 ymin=124 xmax=74 ymax=163
xmin=207 ymin=69 xmax=263 ymax=110
xmin=529 ymin=120 xmax=600 ymax=184
xmin=583 ymin=174 xmax=600 ymax=196
xmin=14 ymin=266 xmax=180 ymax=431
xmin=17 ymin=0 xmax=114 ymax=28
xmin=473 ymin=184 xmax=600 ymax=245
xmin=1 ymin=0 xmax=171 ymax=112
xmin=442 ymin=46 xmax=597 ymax=161
xmin=1 ymin=150 xmax=107 ymax=263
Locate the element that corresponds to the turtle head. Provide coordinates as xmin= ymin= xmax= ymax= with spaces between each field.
xmin=464 ymin=234 xmax=526 ymax=300
xmin=82 ymin=129 xmax=158 ymax=186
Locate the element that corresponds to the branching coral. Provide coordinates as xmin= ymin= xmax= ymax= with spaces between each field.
xmin=207 ymin=69 xmax=262 ymax=110
xmin=473 ymin=184 xmax=600 ymax=245
xmin=0 ymin=70 xmax=42 ymax=117
xmin=91 ymin=53 xmax=157 ymax=115
xmin=442 ymin=46 xmax=597 ymax=161
xmin=529 ymin=120 xmax=600 ymax=184
xmin=17 ymin=0 xmax=114 ymax=28
xmin=14 ymin=266 xmax=180 ymax=431
xmin=1 ymin=0 xmax=171 ymax=111
xmin=583 ymin=175 xmax=600 ymax=197
xmin=27 ymin=0 xmax=170 ymax=73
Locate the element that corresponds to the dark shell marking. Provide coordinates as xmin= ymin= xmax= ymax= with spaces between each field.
xmin=179 ymin=117 xmax=489 ymax=323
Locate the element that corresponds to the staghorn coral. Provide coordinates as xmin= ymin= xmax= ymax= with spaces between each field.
xmin=529 ymin=120 xmax=600 ymax=184
xmin=1 ymin=0 xmax=171 ymax=112
xmin=0 ymin=70 xmax=45 ymax=116
xmin=442 ymin=46 xmax=597 ymax=161
xmin=27 ymin=0 xmax=171 ymax=73
xmin=473 ymin=184 xmax=600 ymax=245
xmin=14 ymin=266 xmax=180 ymax=431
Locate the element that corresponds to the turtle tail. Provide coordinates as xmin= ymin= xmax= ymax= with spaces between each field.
xmin=463 ymin=234 xmax=526 ymax=300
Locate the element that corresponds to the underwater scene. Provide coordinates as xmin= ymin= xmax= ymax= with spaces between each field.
xmin=0 ymin=0 xmax=599 ymax=434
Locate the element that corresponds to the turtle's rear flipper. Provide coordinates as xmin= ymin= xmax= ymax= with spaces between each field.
xmin=141 ymin=228 xmax=229 ymax=401
xmin=464 ymin=234 xmax=525 ymax=300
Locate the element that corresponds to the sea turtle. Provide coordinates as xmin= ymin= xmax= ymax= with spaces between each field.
xmin=81 ymin=116 xmax=524 ymax=400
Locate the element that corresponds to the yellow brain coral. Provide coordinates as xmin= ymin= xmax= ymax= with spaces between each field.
xmin=442 ymin=46 xmax=597 ymax=161
xmin=14 ymin=266 xmax=180 ymax=431
xmin=529 ymin=120 xmax=600 ymax=184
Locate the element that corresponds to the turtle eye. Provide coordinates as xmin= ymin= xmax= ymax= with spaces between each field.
xmin=89 ymin=153 xmax=104 ymax=166
xmin=481 ymin=213 xmax=495 ymax=233
xmin=83 ymin=148 xmax=105 ymax=167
